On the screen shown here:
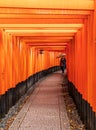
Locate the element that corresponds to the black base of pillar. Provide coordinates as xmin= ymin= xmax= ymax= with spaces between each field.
xmin=68 ymin=81 xmax=96 ymax=130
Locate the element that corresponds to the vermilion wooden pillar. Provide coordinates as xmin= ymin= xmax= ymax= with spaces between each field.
xmin=74 ymin=29 xmax=82 ymax=91
xmin=0 ymin=29 xmax=5 ymax=94
xmin=5 ymin=33 xmax=12 ymax=90
xmin=87 ymin=12 xmax=94 ymax=109
xmin=81 ymin=19 xmax=88 ymax=100
xmin=66 ymin=40 xmax=73 ymax=82
xmin=92 ymin=1 xmax=96 ymax=112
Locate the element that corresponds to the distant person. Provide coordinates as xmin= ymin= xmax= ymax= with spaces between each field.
xmin=60 ymin=56 xmax=66 ymax=73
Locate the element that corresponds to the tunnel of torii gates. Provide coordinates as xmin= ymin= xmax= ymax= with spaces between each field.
xmin=0 ymin=0 xmax=96 ymax=128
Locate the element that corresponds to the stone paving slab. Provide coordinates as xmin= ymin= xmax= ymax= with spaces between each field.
xmin=19 ymin=116 xmax=61 ymax=130
xmin=26 ymin=104 xmax=59 ymax=117
xmin=9 ymin=72 xmax=71 ymax=130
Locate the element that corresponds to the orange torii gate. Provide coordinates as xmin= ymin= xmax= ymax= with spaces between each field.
xmin=0 ymin=0 xmax=96 ymax=129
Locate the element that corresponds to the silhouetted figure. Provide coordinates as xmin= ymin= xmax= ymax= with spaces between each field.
xmin=60 ymin=56 xmax=66 ymax=73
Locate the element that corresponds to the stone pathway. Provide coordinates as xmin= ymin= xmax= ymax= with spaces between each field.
xmin=0 ymin=71 xmax=86 ymax=130
xmin=9 ymin=72 xmax=70 ymax=130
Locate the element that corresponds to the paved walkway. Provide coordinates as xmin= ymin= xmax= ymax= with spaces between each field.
xmin=9 ymin=72 xmax=70 ymax=130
